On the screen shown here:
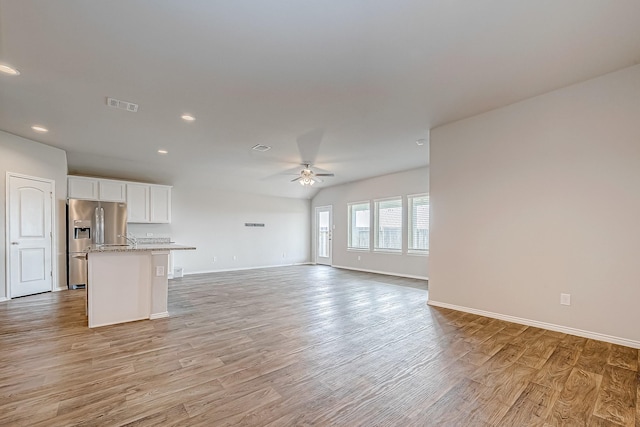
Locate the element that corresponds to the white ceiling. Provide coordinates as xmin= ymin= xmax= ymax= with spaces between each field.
xmin=1 ymin=1 xmax=639 ymax=198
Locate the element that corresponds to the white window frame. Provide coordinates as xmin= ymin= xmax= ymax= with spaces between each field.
xmin=407 ymin=193 xmax=429 ymax=255
xmin=347 ymin=201 xmax=371 ymax=251
xmin=373 ymin=196 xmax=403 ymax=253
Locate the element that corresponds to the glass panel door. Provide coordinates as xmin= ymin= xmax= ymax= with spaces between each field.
xmin=315 ymin=206 xmax=332 ymax=265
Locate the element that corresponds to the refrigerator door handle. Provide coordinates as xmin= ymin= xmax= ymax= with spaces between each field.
xmin=99 ymin=207 xmax=105 ymax=245
xmin=94 ymin=207 xmax=99 ymax=244
xmin=94 ymin=206 xmax=105 ymax=245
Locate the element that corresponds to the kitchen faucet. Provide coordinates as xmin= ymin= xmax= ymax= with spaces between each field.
xmin=118 ymin=233 xmax=137 ymax=246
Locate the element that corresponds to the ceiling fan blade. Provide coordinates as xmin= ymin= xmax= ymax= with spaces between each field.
xmin=315 ymin=173 xmax=334 ymax=177
xmin=280 ymin=165 xmax=305 ymax=175
xmin=296 ymin=129 xmax=324 ymax=165
xmin=290 ymin=177 xmax=301 ymax=182
xmin=309 ymin=165 xmax=333 ymax=175
xmin=311 ymin=176 xmax=323 ymax=183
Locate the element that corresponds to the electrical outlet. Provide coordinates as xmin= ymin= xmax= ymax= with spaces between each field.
xmin=213 ymin=256 xmax=217 ymax=262
xmin=155 ymin=266 xmax=165 ymax=277
xmin=146 ymin=233 xmax=153 ymax=237
xmin=233 ymin=255 xmax=237 ymax=261
xmin=560 ymin=293 xmax=571 ymax=306
xmin=357 ymin=255 xmax=361 ymax=261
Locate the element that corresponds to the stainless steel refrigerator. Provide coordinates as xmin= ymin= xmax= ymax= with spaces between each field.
xmin=67 ymin=199 xmax=128 ymax=289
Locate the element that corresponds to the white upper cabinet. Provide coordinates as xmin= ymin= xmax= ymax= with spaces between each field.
xmin=150 ymin=185 xmax=172 ymax=223
xmin=68 ymin=176 xmax=99 ymax=200
xmin=127 ymin=183 xmax=172 ymax=223
xmin=68 ymin=176 xmax=172 ymax=223
xmin=126 ymin=183 xmax=151 ymax=223
xmin=98 ymin=180 xmax=126 ymax=202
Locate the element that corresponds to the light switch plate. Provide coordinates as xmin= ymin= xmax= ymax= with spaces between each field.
xmin=155 ymin=266 xmax=165 ymax=277
xmin=560 ymin=293 xmax=571 ymax=305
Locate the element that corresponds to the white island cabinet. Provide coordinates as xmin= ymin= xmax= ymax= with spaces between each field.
xmin=86 ymin=244 xmax=195 ymax=328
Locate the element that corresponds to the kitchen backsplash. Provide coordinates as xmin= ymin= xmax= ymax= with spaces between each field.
xmin=135 ymin=237 xmax=172 ymax=244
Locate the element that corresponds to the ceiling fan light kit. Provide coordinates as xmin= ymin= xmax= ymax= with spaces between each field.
xmin=300 ymin=177 xmax=315 ymax=186
xmin=292 ymin=164 xmax=335 ymax=186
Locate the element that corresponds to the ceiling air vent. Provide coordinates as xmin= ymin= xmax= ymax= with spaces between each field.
xmin=252 ymin=144 xmax=271 ymax=152
xmin=106 ymin=97 xmax=139 ymax=113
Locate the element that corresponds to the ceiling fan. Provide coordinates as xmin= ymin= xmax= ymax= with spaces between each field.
xmin=291 ymin=164 xmax=335 ymax=186
xmin=286 ymin=128 xmax=335 ymax=186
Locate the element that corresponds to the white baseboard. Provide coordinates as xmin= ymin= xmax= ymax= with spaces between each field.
xmin=0 ymin=297 xmax=8 ymax=302
xmin=427 ymin=299 xmax=640 ymax=349
xmin=184 ymin=262 xmax=313 ymax=276
xmin=332 ymin=264 xmax=428 ymax=281
xmin=150 ymin=311 xmax=169 ymax=320
xmin=54 ymin=286 xmax=67 ymax=292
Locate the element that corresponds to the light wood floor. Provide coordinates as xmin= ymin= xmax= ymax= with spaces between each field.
xmin=0 ymin=265 xmax=637 ymax=426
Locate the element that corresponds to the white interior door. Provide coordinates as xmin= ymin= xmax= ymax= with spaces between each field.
xmin=7 ymin=174 xmax=54 ymax=298
xmin=315 ymin=205 xmax=332 ymax=265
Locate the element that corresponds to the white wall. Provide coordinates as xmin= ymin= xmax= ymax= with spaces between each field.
xmin=137 ymin=184 xmax=311 ymax=274
xmin=0 ymin=131 xmax=68 ymax=299
xmin=429 ymin=65 xmax=640 ymax=346
xmin=311 ymin=167 xmax=429 ymax=279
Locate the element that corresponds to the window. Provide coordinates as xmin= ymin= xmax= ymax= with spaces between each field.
xmin=374 ymin=198 xmax=402 ymax=251
xmin=348 ymin=202 xmax=370 ymax=249
xmin=408 ymin=194 xmax=429 ymax=253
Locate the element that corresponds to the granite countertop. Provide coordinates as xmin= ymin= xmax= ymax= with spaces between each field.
xmin=86 ymin=243 xmax=196 ymax=253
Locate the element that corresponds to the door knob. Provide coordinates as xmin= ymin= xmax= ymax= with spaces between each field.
xmin=11 ymin=242 xmax=19 ymax=245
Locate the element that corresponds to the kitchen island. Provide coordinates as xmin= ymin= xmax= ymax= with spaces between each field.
xmin=86 ymin=243 xmax=195 ymax=328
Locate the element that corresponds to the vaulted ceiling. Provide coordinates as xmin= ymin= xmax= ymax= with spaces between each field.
xmin=1 ymin=1 xmax=639 ymax=198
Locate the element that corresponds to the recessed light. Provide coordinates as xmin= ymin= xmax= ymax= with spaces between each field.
xmin=181 ymin=114 xmax=195 ymax=122
xmin=157 ymin=149 xmax=169 ymax=154
xmin=0 ymin=64 xmax=20 ymax=76
xmin=251 ymin=144 xmax=271 ymax=152
xmin=31 ymin=125 xmax=48 ymax=133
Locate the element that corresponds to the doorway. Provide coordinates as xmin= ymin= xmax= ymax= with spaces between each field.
xmin=315 ymin=205 xmax=332 ymax=265
xmin=6 ymin=173 xmax=55 ymax=298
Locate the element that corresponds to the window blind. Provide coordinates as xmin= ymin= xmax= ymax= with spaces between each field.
xmin=375 ymin=198 xmax=402 ymax=251
xmin=408 ymin=194 xmax=429 ymax=252
xmin=348 ymin=202 xmax=370 ymax=249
